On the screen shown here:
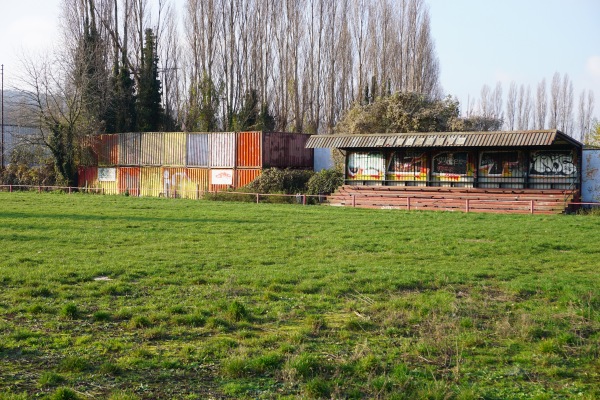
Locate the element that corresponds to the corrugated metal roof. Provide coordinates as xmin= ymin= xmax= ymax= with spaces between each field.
xmin=305 ymin=130 xmax=582 ymax=149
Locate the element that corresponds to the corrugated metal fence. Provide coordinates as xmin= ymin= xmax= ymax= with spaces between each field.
xmin=78 ymin=131 xmax=314 ymax=196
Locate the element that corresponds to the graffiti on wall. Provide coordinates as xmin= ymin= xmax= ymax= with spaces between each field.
xmin=347 ymin=152 xmax=385 ymax=180
xmin=529 ymin=151 xmax=576 ymax=176
xmin=432 ymin=152 xmax=469 ymax=175
xmin=387 ymin=151 xmax=427 ymax=181
xmin=479 ymin=151 xmax=523 ymax=177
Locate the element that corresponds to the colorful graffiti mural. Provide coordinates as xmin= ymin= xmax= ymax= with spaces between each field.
xmin=479 ymin=151 xmax=524 ymax=177
xmin=347 ymin=152 xmax=385 ymax=180
xmin=432 ymin=152 xmax=472 ymax=175
xmin=386 ymin=151 xmax=427 ymax=181
xmin=530 ymin=151 xmax=576 ymax=176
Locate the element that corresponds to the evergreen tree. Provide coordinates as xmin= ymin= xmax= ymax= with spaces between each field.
xmin=75 ymin=0 xmax=107 ymax=130
xmin=186 ymin=74 xmax=220 ymax=131
xmin=136 ymin=29 xmax=164 ymax=132
xmin=233 ymin=89 xmax=276 ymax=131
xmin=106 ymin=63 xmax=136 ymax=133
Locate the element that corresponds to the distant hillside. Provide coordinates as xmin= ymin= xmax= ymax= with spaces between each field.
xmin=1 ymin=89 xmax=36 ymax=126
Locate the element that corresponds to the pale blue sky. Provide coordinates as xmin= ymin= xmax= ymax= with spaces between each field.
xmin=1 ymin=0 xmax=599 ymax=122
xmin=428 ymin=0 xmax=600 ymax=119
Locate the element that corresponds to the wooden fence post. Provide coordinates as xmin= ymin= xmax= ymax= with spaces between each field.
xmin=530 ymin=200 xmax=534 ymax=214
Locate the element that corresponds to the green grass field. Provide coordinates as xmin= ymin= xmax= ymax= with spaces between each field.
xmin=0 ymin=192 xmax=599 ymax=399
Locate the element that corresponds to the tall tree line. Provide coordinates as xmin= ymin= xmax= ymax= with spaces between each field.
xmin=54 ymin=0 xmax=441 ymax=135
xmin=473 ymin=72 xmax=595 ymax=141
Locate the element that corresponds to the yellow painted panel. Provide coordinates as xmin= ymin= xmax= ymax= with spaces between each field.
xmin=140 ymin=167 xmax=162 ymax=197
xmin=163 ymin=133 xmax=187 ymax=166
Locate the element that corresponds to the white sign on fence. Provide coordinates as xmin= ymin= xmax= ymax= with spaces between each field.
xmin=211 ymin=169 xmax=233 ymax=185
xmin=98 ymin=168 xmax=116 ymax=182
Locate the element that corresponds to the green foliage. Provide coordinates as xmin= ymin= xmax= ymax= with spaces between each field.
xmin=60 ymin=304 xmax=79 ymax=319
xmin=136 ymin=29 xmax=165 ymax=132
xmin=336 ymin=91 xmax=503 ymax=135
xmin=306 ymin=168 xmax=344 ymax=195
xmin=185 ymin=74 xmax=221 ymax=132
xmin=246 ymin=168 xmax=314 ymax=194
xmin=232 ymin=89 xmax=276 ymax=131
xmin=0 ymin=142 xmax=57 ymax=186
xmin=50 ymin=387 xmax=80 ymax=400
xmin=105 ymin=64 xmax=137 ymax=133
xmin=335 ymin=92 xmax=462 ymax=134
xmin=38 ymin=372 xmax=66 ymax=388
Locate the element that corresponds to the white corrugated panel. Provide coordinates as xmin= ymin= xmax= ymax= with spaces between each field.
xmin=209 ymin=132 xmax=236 ymax=168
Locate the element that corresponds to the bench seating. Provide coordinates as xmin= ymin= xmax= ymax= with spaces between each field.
xmin=326 ymin=185 xmax=578 ymax=214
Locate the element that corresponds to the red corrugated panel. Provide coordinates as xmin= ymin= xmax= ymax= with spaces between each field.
xmin=263 ymin=132 xmax=314 ymax=168
xmin=98 ymin=134 xmax=119 ymax=166
xmin=77 ymin=166 xmax=98 ymax=187
xmin=236 ymin=131 xmax=262 ymax=167
xmin=236 ymin=169 xmax=262 ymax=188
xmin=118 ymin=167 xmax=141 ymax=196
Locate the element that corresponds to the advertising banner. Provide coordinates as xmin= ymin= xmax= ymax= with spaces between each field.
xmin=211 ymin=169 xmax=234 ymax=185
xmin=98 ymin=168 xmax=116 ymax=182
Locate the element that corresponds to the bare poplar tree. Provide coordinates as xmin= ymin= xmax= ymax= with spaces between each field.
xmin=549 ymin=72 xmax=560 ymax=129
xmin=535 ymin=78 xmax=547 ymax=129
xmin=577 ymin=90 xmax=595 ymax=142
xmin=559 ymin=74 xmax=574 ymax=134
xmin=506 ymin=81 xmax=517 ymax=130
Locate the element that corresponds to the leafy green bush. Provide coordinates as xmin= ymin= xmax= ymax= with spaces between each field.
xmin=246 ymin=168 xmax=314 ymax=194
xmin=306 ymin=168 xmax=344 ymax=195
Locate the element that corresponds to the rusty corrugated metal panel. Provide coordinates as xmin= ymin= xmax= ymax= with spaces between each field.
xmin=186 ymin=168 xmax=210 ymax=196
xmin=98 ymin=134 xmax=119 ymax=166
xmin=118 ymin=167 xmax=141 ymax=196
xmin=163 ymin=132 xmax=187 ymax=166
xmin=263 ymin=132 xmax=313 ymax=168
xmin=78 ymin=166 xmax=98 ymax=187
xmin=210 ymin=132 xmax=236 ymax=167
xmin=187 ymin=133 xmax=210 ymax=167
xmin=237 ymin=131 xmax=262 ymax=167
xmin=140 ymin=167 xmax=162 ymax=197
xmin=118 ymin=133 xmax=141 ymax=166
xmin=140 ymin=133 xmax=163 ymax=165
xmin=97 ymin=167 xmax=118 ymax=194
xmin=236 ymin=168 xmax=262 ymax=188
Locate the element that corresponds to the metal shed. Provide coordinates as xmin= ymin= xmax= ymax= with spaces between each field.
xmin=306 ymin=130 xmax=582 ymax=190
